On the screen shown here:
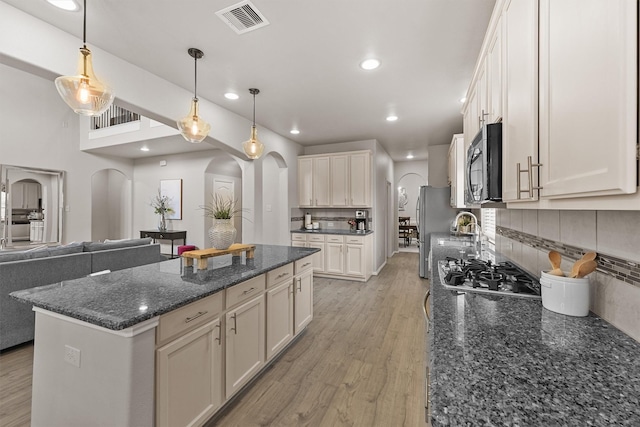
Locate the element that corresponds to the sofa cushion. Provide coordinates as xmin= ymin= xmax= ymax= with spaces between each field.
xmin=83 ymin=238 xmax=152 ymax=252
xmin=23 ymin=247 xmax=50 ymax=259
xmin=48 ymin=242 xmax=84 ymax=257
xmin=0 ymin=251 xmax=27 ymax=263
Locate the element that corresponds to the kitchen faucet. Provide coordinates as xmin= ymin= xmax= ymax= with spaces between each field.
xmin=454 ymin=211 xmax=482 ymax=252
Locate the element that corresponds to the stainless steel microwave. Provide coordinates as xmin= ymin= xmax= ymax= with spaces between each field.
xmin=465 ymin=123 xmax=502 ymax=204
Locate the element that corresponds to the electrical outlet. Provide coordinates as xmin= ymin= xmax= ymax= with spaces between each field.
xmin=64 ymin=345 xmax=81 ymax=368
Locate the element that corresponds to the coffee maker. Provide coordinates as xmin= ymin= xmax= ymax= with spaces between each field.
xmin=355 ymin=210 xmax=367 ymax=232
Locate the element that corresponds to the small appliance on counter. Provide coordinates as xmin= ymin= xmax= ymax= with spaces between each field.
xmin=304 ymin=212 xmax=312 ymax=229
xmin=355 ymin=210 xmax=367 ymax=232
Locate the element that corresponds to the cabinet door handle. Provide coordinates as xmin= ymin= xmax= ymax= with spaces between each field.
xmin=184 ymin=311 xmax=207 ymax=323
xmin=516 ymin=156 xmax=543 ymax=200
xmin=230 ymin=313 xmax=237 ymax=334
xmin=297 ymin=278 xmax=302 ymax=292
xmin=215 ymin=323 xmax=221 ymax=344
xmin=242 ymin=287 xmax=256 ymax=295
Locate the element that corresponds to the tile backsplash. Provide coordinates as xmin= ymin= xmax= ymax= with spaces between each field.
xmin=290 ymin=208 xmax=372 ymax=231
xmin=495 ymin=209 xmax=640 ymax=342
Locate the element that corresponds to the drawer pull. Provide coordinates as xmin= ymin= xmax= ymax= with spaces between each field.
xmin=242 ymin=287 xmax=256 ymax=295
xmin=230 ymin=313 xmax=237 ymax=334
xmin=301 ymin=262 xmax=311 ymax=268
xmin=215 ymin=323 xmax=221 ymax=344
xmin=184 ymin=311 xmax=208 ymax=323
xmin=276 ymin=272 xmax=290 ymax=279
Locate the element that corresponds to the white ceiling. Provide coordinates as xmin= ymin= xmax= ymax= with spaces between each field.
xmin=3 ymin=0 xmax=495 ymax=161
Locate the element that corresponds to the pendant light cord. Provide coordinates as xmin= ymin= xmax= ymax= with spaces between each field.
xmin=82 ymin=0 xmax=87 ymax=48
xmin=194 ymin=55 xmax=198 ymax=100
xmin=252 ymin=93 xmax=256 ymax=126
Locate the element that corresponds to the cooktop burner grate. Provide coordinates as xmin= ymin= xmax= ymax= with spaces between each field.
xmin=439 ymin=257 xmax=541 ymax=299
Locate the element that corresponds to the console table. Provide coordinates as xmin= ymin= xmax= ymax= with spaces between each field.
xmin=139 ymin=230 xmax=186 ymax=258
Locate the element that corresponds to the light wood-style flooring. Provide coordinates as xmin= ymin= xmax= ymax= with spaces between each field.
xmin=0 ymin=252 xmax=428 ymax=427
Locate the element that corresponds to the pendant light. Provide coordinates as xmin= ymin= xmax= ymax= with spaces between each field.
xmin=54 ymin=0 xmax=114 ymax=116
xmin=177 ymin=48 xmax=211 ymax=143
xmin=242 ymin=88 xmax=264 ymax=159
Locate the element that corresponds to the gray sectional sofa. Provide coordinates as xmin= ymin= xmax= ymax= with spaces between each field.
xmin=0 ymin=238 xmax=162 ymax=350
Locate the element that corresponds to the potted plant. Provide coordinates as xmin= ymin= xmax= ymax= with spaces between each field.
xmin=457 ymin=216 xmax=472 ymax=234
xmin=151 ymin=190 xmax=174 ymax=232
xmin=201 ymin=194 xmax=245 ymax=250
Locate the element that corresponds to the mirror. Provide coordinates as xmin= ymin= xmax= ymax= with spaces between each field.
xmin=0 ymin=165 xmax=64 ymax=249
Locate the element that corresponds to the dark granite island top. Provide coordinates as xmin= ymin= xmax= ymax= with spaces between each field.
xmin=11 ymin=244 xmax=318 ymax=331
xmin=429 ymin=233 xmax=640 ymax=426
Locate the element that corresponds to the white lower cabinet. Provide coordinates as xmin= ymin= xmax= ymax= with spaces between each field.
xmin=156 ymin=261 xmax=313 ymax=426
xmin=225 ymin=294 xmax=265 ymax=399
xmin=294 ymin=265 xmax=313 ymax=335
xmin=266 ymin=280 xmax=294 ymax=360
xmin=345 ymin=242 xmax=365 ymax=277
xmin=155 ymin=291 xmax=224 ymax=427
xmin=325 ymin=241 xmax=345 ymax=274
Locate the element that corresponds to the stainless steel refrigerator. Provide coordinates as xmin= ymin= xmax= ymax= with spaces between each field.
xmin=417 ymin=186 xmax=456 ymax=278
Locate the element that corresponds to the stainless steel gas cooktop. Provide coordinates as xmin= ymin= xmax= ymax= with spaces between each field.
xmin=438 ymin=257 xmax=541 ymax=299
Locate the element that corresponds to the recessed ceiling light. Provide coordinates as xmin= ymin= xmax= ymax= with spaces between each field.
xmin=224 ymin=92 xmax=239 ymax=100
xmin=386 ymin=115 xmax=398 ymax=122
xmin=45 ymin=0 xmax=80 ymax=11
xmin=406 ymin=154 xmax=414 ymax=159
xmin=290 ymin=129 xmax=300 ymax=135
xmin=459 ymin=97 xmax=467 ymax=103
xmin=360 ymin=59 xmax=380 ymax=70
xmin=140 ymin=147 xmax=150 ymax=152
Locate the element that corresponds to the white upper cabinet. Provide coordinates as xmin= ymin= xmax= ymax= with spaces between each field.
xmin=487 ymin=15 xmax=503 ymax=124
xmin=298 ymin=158 xmax=313 ymax=207
xmin=298 ymin=151 xmax=372 ymax=208
xmin=313 ymin=157 xmax=331 ymax=207
xmin=348 ymin=152 xmax=371 ymax=207
xmin=538 ymin=0 xmax=637 ymax=199
xmin=330 ymin=155 xmax=349 ymax=207
xmin=462 ymin=0 xmax=639 ymax=209
xmin=448 ymin=134 xmax=466 ymax=208
xmin=501 ymin=0 xmax=539 ymax=203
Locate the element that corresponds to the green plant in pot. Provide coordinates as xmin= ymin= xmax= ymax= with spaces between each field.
xmin=457 ymin=216 xmax=473 ymax=234
xmin=201 ymin=194 xmax=246 ymax=250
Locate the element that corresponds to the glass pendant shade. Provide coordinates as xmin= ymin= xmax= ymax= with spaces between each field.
xmin=177 ymin=98 xmax=211 ymax=143
xmin=242 ymin=126 xmax=264 ymax=159
xmin=55 ymin=47 xmax=114 ymax=116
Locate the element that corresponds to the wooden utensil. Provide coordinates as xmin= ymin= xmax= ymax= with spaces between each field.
xmin=576 ymin=260 xmax=597 ymax=278
xmin=548 ymin=251 xmax=562 ymax=270
xmin=569 ymin=252 xmax=597 ymax=278
xmin=548 ymin=268 xmax=565 ymax=277
xmin=580 ymin=252 xmax=597 ymax=262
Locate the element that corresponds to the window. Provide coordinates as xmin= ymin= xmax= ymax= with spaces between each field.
xmin=481 ymin=208 xmax=496 ymax=242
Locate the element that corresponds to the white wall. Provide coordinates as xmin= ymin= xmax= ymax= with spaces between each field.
xmin=0 ymin=62 xmax=134 ymax=244
xmin=427 ymin=144 xmax=450 ymax=188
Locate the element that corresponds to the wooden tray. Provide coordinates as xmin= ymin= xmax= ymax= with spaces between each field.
xmin=182 ymin=244 xmax=256 ymax=270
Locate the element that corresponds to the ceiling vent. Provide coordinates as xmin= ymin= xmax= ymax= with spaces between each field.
xmin=216 ymin=1 xmax=270 ymax=34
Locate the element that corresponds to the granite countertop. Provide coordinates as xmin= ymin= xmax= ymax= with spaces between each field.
xmin=291 ymin=229 xmax=374 ymax=236
xmin=11 ymin=244 xmax=318 ymax=331
xmin=428 ymin=233 xmax=640 ymax=426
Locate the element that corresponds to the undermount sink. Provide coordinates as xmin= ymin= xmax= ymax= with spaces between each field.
xmin=437 ymin=238 xmax=474 ymax=247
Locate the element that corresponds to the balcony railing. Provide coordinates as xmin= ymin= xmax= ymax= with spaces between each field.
xmin=90 ymin=105 xmax=140 ymax=130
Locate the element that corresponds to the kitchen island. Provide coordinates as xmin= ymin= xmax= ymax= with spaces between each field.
xmin=11 ymin=244 xmax=318 ymax=427
xmin=428 ymin=234 xmax=640 ymax=426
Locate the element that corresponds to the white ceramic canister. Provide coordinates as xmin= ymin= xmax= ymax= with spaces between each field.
xmin=540 ymin=271 xmax=591 ymax=317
